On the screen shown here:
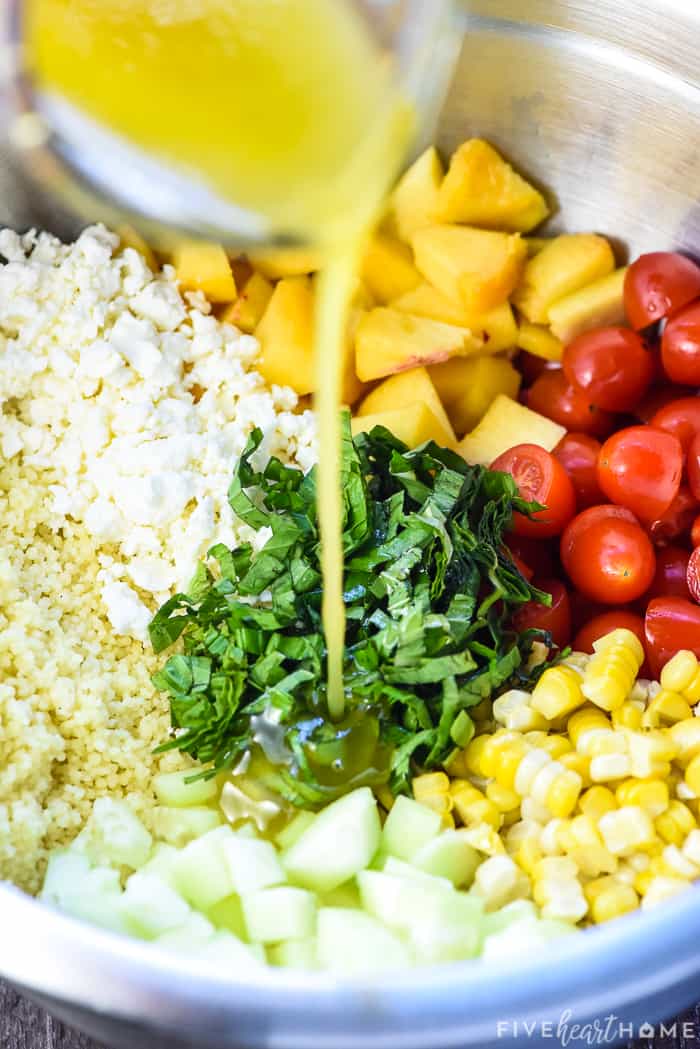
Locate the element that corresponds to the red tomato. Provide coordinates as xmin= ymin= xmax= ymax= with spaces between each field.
xmin=574 ymin=609 xmax=647 ymax=656
xmin=692 ymin=515 xmax=700 ymax=548
xmin=516 ymin=350 xmax=559 ymax=386
xmin=506 ymin=534 xmax=556 ymax=580
xmin=569 ymin=590 xmax=606 ymax=632
xmin=649 ymin=397 xmax=700 ymax=451
xmin=624 ymin=252 xmax=700 ymax=330
xmin=661 ymin=301 xmax=700 ymax=385
xmin=648 ymin=485 xmax=698 ymax=545
xmin=596 ymin=426 xmax=683 ymax=523
xmin=553 ymin=433 xmax=604 ymax=509
xmin=645 ymin=596 xmax=700 ymax=676
xmin=509 ymin=551 xmax=534 ymax=581
xmin=562 ymin=327 xmax=653 ymax=412
xmin=687 ymin=433 xmax=700 ymax=502
xmin=634 ymin=384 xmax=689 ymax=423
xmin=491 ymin=444 xmax=576 ymax=539
xmin=687 ymin=547 xmax=700 ymax=604
xmin=512 ymin=578 xmax=571 ymax=649
xmin=527 ymin=369 xmax=615 ymax=437
xmin=560 ymin=504 xmax=656 ymax=604
xmin=645 ymin=544 xmax=691 ymax=601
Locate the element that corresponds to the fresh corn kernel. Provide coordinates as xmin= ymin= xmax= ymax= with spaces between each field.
xmin=463 ymin=735 xmax=491 ymax=777
xmin=613 ymin=861 xmax=639 ymax=886
xmin=563 ymin=652 xmax=590 ymax=674
xmin=486 ymin=782 xmax=521 ymax=814
xmin=523 ymin=731 xmax=548 ymax=747
xmin=661 ymin=650 xmax=700 ymax=694
xmin=589 ymin=753 xmax=632 ymax=782
xmin=520 ymin=797 xmax=552 ymax=823
xmin=531 ymin=665 xmax=586 ymax=721
xmin=505 ymin=819 xmax=537 ymax=854
xmin=514 ymin=748 xmax=550 ymax=795
xmin=656 ymin=801 xmax=697 ymax=845
xmin=584 ymin=875 xmax=617 ymax=903
xmin=545 ymin=768 xmax=583 ymax=819
xmin=493 ymin=690 xmax=547 ymax=732
xmin=579 ymin=786 xmax=617 ymax=820
xmin=582 ymin=629 xmax=644 ymax=711
xmin=642 ymin=690 xmax=693 ymax=729
xmin=634 ymin=869 xmax=655 ymax=896
xmin=417 ymin=792 xmax=454 ymax=817
xmin=558 ymin=814 xmax=617 ymax=877
xmin=441 ymin=811 xmax=456 ymax=830
xmin=668 ymin=719 xmax=700 ymax=767
xmin=461 ymin=823 xmax=506 ymax=856
xmin=611 ymin=702 xmax=643 ymax=731
xmin=567 ymin=707 xmax=613 ymax=751
xmin=641 ymin=876 xmax=690 ymax=909
xmin=598 ymin=805 xmax=656 ymax=856
xmin=591 ymin=883 xmax=639 ymax=923
xmin=540 ymin=819 xmax=566 ymax=855
xmin=661 ymin=844 xmax=698 ymax=880
xmin=539 ymin=735 xmax=573 ymax=759
xmin=442 ymin=749 xmax=469 ymax=778
xmin=413 ymin=772 xmax=450 ymax=801
xmin=625 ymin=729 xmax=677 ymax=779
xmin=451 ymin=783 xmax=501 ymax=829
xmin=615 ymin=779 xmax=669 ymax=819
xmin=515 ymin=837 xmax=543 ymax=876
xmin=532 ymin=856 xmax=579 ymax=881
xmin=685 ymin=753 xmax=700 ymax=796
xmin=473 ymin=854 xmax=530 ymax=910
xmin=559 ymin=751 xmax=591 ymax=785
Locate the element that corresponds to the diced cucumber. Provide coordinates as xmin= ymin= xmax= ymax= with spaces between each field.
xmin=412 ymin=830 xmax=480 ymax=888
xmin=206 ymin=895 xmax=247 ymax=940
xmin=138 ymin=843 xmax=182 ymax=889
xmin=268 ymin=937 xmax=318 ymax=970
xmin=382 ymin=857 xmax=454 ymax=891
xmin=153 ymin=770 xmax=218 ymax=808
xmin=408 ymin=894 xmax=483 ymax=963
xmin=242 ymin=887 xmax=317 ymax=944
xmin=482 ymin=899 xmax=538 ymax=936
xmin=153 ymin=805 xmax=222 ymax=847
xmin=322 ymin=881 xmax=362 ymax=909
xmin=155 ymin=913 xmax=216 ymax=951
xmin=79 ymin=798 xmax=152 ymax=870
xmin=316 ymin=908 xmax=411 ymax=974
xmin=196 ymin=931 xmax=265 ymax=967
xmin=358 ymin=870 xmax=455 ymax=933
xmin=382 ymin=796 xmax=442 ymax=862
xmin=219 ymin=835 xmax=286 ymax=895
xmin=275 ymin=811 xmax=316 ymax=852
xmin=120 ymin=873 xmax=190 ymax=939
xmin=482 ymin=916 xmax=575 ymax=961
xmin=283 ymin=788 xmax=381 ymax=893
xmin=59 ymin=866 xmax=127 ymax=933
xmin=174 ymin=826 xmax=237 ymax=910
xmin=41 ymin=850 xmax=92 ymax=907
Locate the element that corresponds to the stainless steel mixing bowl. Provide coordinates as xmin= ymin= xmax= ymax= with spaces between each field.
xmin=1 ymin=2 xmax=700 ymax=1047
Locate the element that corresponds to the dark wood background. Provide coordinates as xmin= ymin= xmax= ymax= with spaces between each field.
xmin=4 ymin=981 xmax=700 ymax=1049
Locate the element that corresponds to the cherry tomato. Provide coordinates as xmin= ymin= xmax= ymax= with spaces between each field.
xmin=560 ymin=504 xmax=655 ymax=604
xmin=512 ymin=578 xmax=571 ymax=650
xmin=645 ymin=596 xmax=700 ymax=677
xmin=569 ymin=590 xmax=606 ymax=632
xmin=506 ymin=535 xmax=556 ymax=580
xmin=648 ymin=485 xmax=698 ymax=545
xmin=692 ymin=515 xmax=700 ymax=549
xmin=491 ymin=444 xmax=576 ymax=539
xmin=508 ymin=551 xmax=534 ymax=581
xmin=661 ymin=301 xmax=700 ymax=385
xmin=649 ymin=397 xmax=700 ymax=451
xmin=562 ymin=327 xmax=653 ymax=412
xmin=553 ymin=433 xmax=604 ymax=510
xmin=624 ymin=252 xmax=700 ymax=330
xmin=574 ymin=610 xmax=648 ymax=669
xmin=527 ymin=369 xmax=615 ymax=437
xmin=516 ymin=350 xmax=558 ymax=386
xmin=645 ymin=544 xmax=691 ymax=601
xmin=597 ymin=426 xmax=682 ymax=523
xmin=634 ymin=384 xmax=689 ymax=423
xmin=687 ymin=547 xmax=700 ymax=604
xmin=687 ymin=433 xmax=700 ymax=502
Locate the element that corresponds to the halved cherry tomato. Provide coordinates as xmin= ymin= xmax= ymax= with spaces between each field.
xmin=661 ymin=300 xmax=700 ymax=385
xmin=527 ymin=369 xmax=615 ymax=436
xmin=624 ymin=252 xmax=700 ymax=330
xmin=560 ymin=504 xmax=655 ymax=604
xmin=687 ymin=433 xmax=700 ymax=502
xmin=512 ymin=578 xmax=571 ymax=650
xmin=645 ymin=596 xmax=700 ymax=676
xmin=563 ymin=327 xmax=653 ymax=412
xmin=649 ymin=396 xmax=700 ymax=451
xmin=692 ymin=515 xmax=700 ymax=549
xmin=506 ymin=534 xmax=556 ymax=580
xmin=491 ymin=444 xmax=576 ymax=538
xmin=687 ymin=547 xmax=700 ymax=604
xmin=553 ymin=433 xmax=604 ymax=509
xmin=648 ymin=485 xmax=698 ymax=545
xmin=634 ymin=384 xmax=689 ymax=423
xmin=574 ymin=610 xmax=649 ymax=674
xmin=644 ymin=544 xmax=691 ymax=601
xmin=597 ymin=426 xmax=683 ymax=523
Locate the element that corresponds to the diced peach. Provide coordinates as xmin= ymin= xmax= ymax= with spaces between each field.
xmin=548 ymin=267 xmax=628 ymax=344
xmin=356 ymin=366 xmax=455 ymax=447
xmin=389 ymin=147 xmax=444 ymax=242
xmin=256 ymin=276 xmax=314 ymax=394
xmin=173 ymin=241 xmax=237 ymax=303
xmin=392 ymin=284 xmax=518 ymax=352
xmin=352 ymin=402 xmax=452 ymax=449
xmin=360 ymin=234 xmax=422 ymax=304
xmin=516 ymin=321 xmax=563 ymax=362
xmin=221 ymin=271 xmax=274 ymax=333
xmin=512 ymin=234 xmax=615 ymax=324
xmin=457 ymin=395 xmax=566 ymax=466
xmin=354 ymin=307 xmax=482 ymax=383
xmin=250 ymin=247 xmax=321 ymax=279
xmin=429 ymin=356 xmax=521 ymax=436
xmin=117 ymin=224 xmax=158 ymax=271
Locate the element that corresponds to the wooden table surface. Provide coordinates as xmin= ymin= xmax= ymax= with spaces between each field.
xmin=4 ymin=980 xmax=700 ymax=1049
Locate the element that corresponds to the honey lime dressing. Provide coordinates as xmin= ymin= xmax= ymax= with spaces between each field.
xmin=27 ymin=0 xmax=411 ymax=723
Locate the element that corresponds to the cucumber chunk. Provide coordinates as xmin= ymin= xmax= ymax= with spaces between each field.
xmin=358 ymin=870 xmax=454 ymax=932
xmin=242 ymin=887 xmax=317 ymax=944
xmin=138 ymin=843 xmax=182 ymax=889
xmin=43 ymin=858 xmax=127 ymax=934
xmin=120 ymin=872 xmax=190 ymax=939
xmin=153 ymin=770 xmax=218 ymax=808
xmin=174 ymin=826 xmax=237 ymax=910
xmin=268 ymin=937 xmax=318 ymax=970
xmin=316 ymin=908 xmax=411 ymax=974
xmin=275 ymin=811 xmax=316 ymax=852
xmin=412 ymin=830 xmax=480 ymax=887
xmin=219 ymin=835 xmax=287 ymax=895
xmin=153 ymin=805 xmax=222 ymax=847
xmin=196 ymin=931 xmax=265 ymax=967
xmin=155 ymin=913 xmax=216 ymax=952
xmin=283 ymin=788 xmax=381 ymax=893
xmin=382 ymin=796 xmax=442 ymax=861
xmin=206 ymin=895 xmax=247 ymax=939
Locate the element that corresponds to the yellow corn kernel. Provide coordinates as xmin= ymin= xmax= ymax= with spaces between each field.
xmin=634 ymin=869 xmax=655 ymax=896
xmin=611 ymin=702 xmax=643 ymax=732
xmin=461 ymin=823 xmax=506 ymax=856
xmin=656 ymin=801 xmax=697 ymax=845
xmin=559 ymin=751 xmax=591 ymax=785
xmin=581 ymin=629 xmax=644 ymax=711
xmin=531 ymin=665 xmax=586 ymax=721
xmin=685 ymin=753 xmax=700 ymax=796
xmin=413 ymin=772 xmax=450 ymax=801
xmin=590 ymin=883 xmax=639 ymax=923
xmin=598 ymin=805 xmax=657 ymax=856
xmin=463 ymin=735 xmax=491 ymax=777
xmin=543 ymin=767 xmax=582 ymax=819
xmin=579 ymin=786 xmax=617 ymax=820
xmin=661 ymin=844 xmax=699 ymax=880
xmin=558 ymin=814 xmax=617 ymax=877
xmin=584 ymin=875 xmax=618 ymax=903
xmin=515 ymin=836 xmax=543 ymax=876
xmin=493 ymin=690 xmax=548 ymax=732
xmin=417 ymin=792 xmax=454 ymax=817
xmin=661 ymin=650 xmax=700 ymax=694
xmin=668 ymin=719 xmax=700 ymax=768
xmin=641 ymin=875 xmax=690 ymax=909
xmin=615 ymin=779 xmax=669 ymax=819
xmin=491 ymin=736 xmax=532 ymax=791
xmin=539 ymin=735 xmax=573 ymax=760
xmin=567 ymin=707 xmax=613 ymax=751
xmin=642 ymin=690 xmax=693 ymax=729
xmin=441 ymin=811 xmax=456 ymax=830
xmin=442 ymin=749 xmax=469 ymax=778
xmin=486 ymin=782 xmax=521 ymax=814
xmin=451 ymin=782 xmax=501 ymax=829
xmin=625 ymin=729 xmax=677 ymax=779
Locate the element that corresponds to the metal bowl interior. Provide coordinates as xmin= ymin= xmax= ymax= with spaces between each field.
xmin=1 ymin=2 xmax=700 ymax=1047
